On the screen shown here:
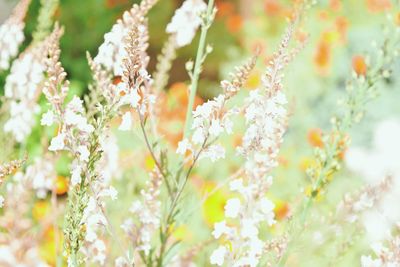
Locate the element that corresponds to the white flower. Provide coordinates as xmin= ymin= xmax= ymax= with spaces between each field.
xmin=212 ymin=221 xmax=230 ymax=239
xmin=176 ymin=138 xmax=191 ymax=155
xmin=99 ymin=186 xmax=118 ymax=201
xmin=0 ymin=22 xmax=25 ymax=71
xmin=201 ymin=145 xmax=225 ymax=162
xmin=361 ymin=255 xmax=383 ymax=267
xmin=210 ymin=245 xmax=227 ymax=266
xmin=77 ymin=145 xmax=90 ymax=162
xmin=209 ymin=119 xmax=224 ymax=137
xmin=0 ymin=195 xmax=4 ymax=208
xmin=166 ymin=0 xmax=207 ymax=47
xmin=40 ymin=110 xmax=55 ymax=126
xmin=119 ymin=112 xmax=132 ymax=131
xmin=67 ymin=96 xmax=85 ymax=113
xmin=71 ymin=166 xmax=82 ymax=186
xmin=241 ymin=219 xmax=258 ymax=239
xmin=224 ymin=198 xmax=241 ymax=218
xmin=49 ymin=133 xmax=66 ymax=151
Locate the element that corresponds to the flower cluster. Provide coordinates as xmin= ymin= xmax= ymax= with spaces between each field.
xmin=94 ymin=0 xmax=157 ymax=76
xmin=177 ymin=55 xmax=257 ymax=162
xmin=0 ymin=0 xmax=31 ymax=71
xmin=120 ymin=168 xmax=162 ymax=262
xmin=345 ymin=119 xmax=400 ymax=242
xmin=361 ymin=233 xmax=400 ymax=267
xmin=210 ymin=23 xmax=297 ymax=267
xmin=4 ymin=46 xmax=47 ymax=142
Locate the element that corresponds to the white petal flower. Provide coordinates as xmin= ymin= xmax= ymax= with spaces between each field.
xmin=77 ymin=145 xmax=90 ymax=162
xmin=49 ymin=133 xmax=66 ymax=151
xmin=0 ymin=195 xmax=4 ymax=208
xmin=224 ymin=198 xmax=241 ymax=218
xmin=71 ymin=166 xmax=82 ymax=186
xmin=212 ymin=220 xmax=230 ymax=239
xmin=209 ymin=119 xmax=224 ymax=137
xmin=119 ymin=112 xmax=132 ymax=131
xmin=176 ymin=138 xmax=191 ymax=155
xmin=360 ymin=255 xmax=383 ymax=267
xmin=41 ymin=110 xmax=55 ymax=126
xmin=166 ymin=0 xmax=207 ymax=47
xmin=210 ymin=245 xmax=227 ymax=266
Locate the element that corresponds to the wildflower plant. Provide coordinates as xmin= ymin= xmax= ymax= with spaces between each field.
xmin=1 ymin=0 xmax=400 ymax=267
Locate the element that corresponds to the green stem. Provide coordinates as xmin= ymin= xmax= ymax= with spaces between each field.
xmin=183 ymin=0 xmax=215 ymax=138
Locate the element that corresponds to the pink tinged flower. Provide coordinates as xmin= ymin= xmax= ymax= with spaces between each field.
xmin=67 ymin=96 xmax=85 ymax=113
xmin=49 ymin=133 xmax=66 ymax=151
xmin=210 ymin=245 xmax=227 ymax=266
xmin=71 ymin=166 xmax=82 ymax=186
xmin=77 ymin=145 xmax=90 ymax=162
xmin=224 ymin=198 xmax=241 ymax=218
xmin=118 ymin=112 xmax=132 ymax=131
xmin=99 ymin=186 xmax=118 ymax=200
xmin=40 ymin=110 xmax=55 ymax=126
xmin=176 ymin=138 xmax=191 ymax=155
xmin=202 ymin=145 xmax=225 ymax=162
xmin=212 ymin=220 xmax=230 ymax=239
xmin=0 ymin=195 xmax=4 ymax=208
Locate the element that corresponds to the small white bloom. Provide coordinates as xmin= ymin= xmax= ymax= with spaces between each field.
xmin=71 ymin=166 xmax=82 ymax=186
xmin=0 ymin=195 xmax=4 ymax=208
xmin=166 ymin=0 xmax=207 ymax=47
xmin=49 ymin=133 xmax=66 ymax=151
xmin=210 ymin=245 xmax=227 ymax=266
xmin=212 ymin=220 xmax=230 ymax=239
xmin=224 ymin=198 xmax=241 ymax=218
xmin=176 ymin=138 xmax=191 ymax=155
xmin=241 ymin=219 xmax=258 ymax=239
xmin=209 ymin=119 xmax=224 ymax=137
xmin=77 ymin=145 xmax=90 ymax=162
xmin=41 ymin=110 xmax=55 ymax=126
xmin=119 ymin=112 xmax=132 ymax=131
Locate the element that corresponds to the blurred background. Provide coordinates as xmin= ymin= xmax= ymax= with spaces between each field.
xmin=1 ymin=0 xmax=400 ymax=266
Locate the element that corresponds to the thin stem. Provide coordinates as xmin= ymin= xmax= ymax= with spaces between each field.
xmin=137 ymin=110 xmax=173 ymax=197
xmin=183 ymin=0 xmax=215 ymax=138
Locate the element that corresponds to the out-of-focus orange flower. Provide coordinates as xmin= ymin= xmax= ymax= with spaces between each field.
xmin=308 ymin=128 xmax=324 ymax=148
xmin=32 ymin=200 xmax=50 ymax=221
xmin=314 ymin=40 xmax=331 ymax=74
xmin=264 ymin=0 xmax=282 ymax=16
xmin=226 ymin=14 xmax=243 ymax=33
xmin=329 ymin=0 xmax=342 ymax=11
xmin=396 ymin=12 xmax=400 ymax=26
xmin=366 ymin=0 xmax=391 ymax=13
xmin=277 ymin=156 xmax=289 ymax=168
xmin=318 ymin=10 xmax=330 ymax=21
xmin=157 ymin=83 xmax=203 ymax=147
xmin=274 ymin=200 xmax=290 ymax=220
xmin=216 ymin=1 xmax=235 ymax=17
xmin=106 ymin=0 xmax=129 ymax=8
xmin=55 ymin=175 xmax=68 ymax=195
xmin=335 ymin=17 xmax=349 ymax=43
xmin=352 ymin=55 xmax=367 ymax=76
